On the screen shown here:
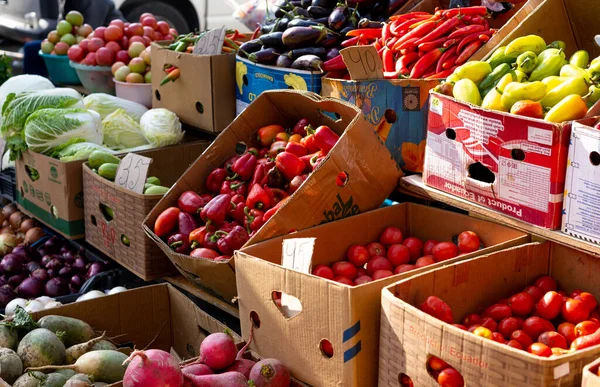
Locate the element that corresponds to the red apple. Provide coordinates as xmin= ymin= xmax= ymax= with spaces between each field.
xmin=141 ymin=16 xmax=157 ymax=30
xmin=128 ymin=23 xmax=143 ymax=37
xmin=104 ymin=25 xmax=123 ymax=42
xmin=95 ymin=47 xmax=115 ymax=66
xmin=157 ymin=21 xmax=170 ymax=35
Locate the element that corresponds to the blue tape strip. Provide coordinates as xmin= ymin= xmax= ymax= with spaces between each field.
xmin=343 ymin=341 xmax=362 ymax=363
xmin=343 ymin=320 xmax=361 ymax=342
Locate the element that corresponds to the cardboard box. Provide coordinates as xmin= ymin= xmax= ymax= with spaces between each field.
xmin=234 ymin=203 xmax=529 ymax=387
xmin=379 ymin=242 xmax=600 ymax=387
xmin=235 ymin=56 xmax=323 ymax=115
xmin=582 ymin=358 xmax=600 ymax=387
xmin=82 ymin=141 xmax=210 ymax=281
xmin=562 ymin=119 xmax=600 ymax=245
xmin=151 ymin=42 xmax=236 ymax=133
xmin=143 ymin=90 xmax=402 ymax=303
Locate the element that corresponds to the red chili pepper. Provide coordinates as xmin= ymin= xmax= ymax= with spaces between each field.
xmin=456 ymin=40 xmax=483 ymax=65
xmin=311 ymin=125 xmax=339 ymax=154
xmin=285 ymin=141 xmax=308 ymax=157
xmin=396 ymin=37 xmax=420 ymax=51
xmin=426 ymin=67 xmax=456 ymax=79
xmin=461 ymin=15 xmax=473 ymax=23
xmin=457 ymin=30 xmax=491 ymax=53
xmin=275 ymin=152 xmax=305 ymax=181
xmin=341 ymin=35 xmax=362 ymax=48
xmin=346 ymin=28 xmax=382 ymax=38
xmin=160 ymin=68 xmax=180 ymax=86
xmin=418 ymin=37 xmax=448 ymax=52
xmin=168 ymin=233 xmax=191 ymax=255
xmin=263 ymin=196 xmax=290 ymax=222
xmin=257 ymin=156 xmax=275 ymax=171
xmin=386 ymin=36 xmax=399 ymax=49
xmin=292 ymin=118 xmax=310 ymax=136
xmin=220 ymin=180 xmax=247 ymax=197
xmin=206 ymin=168 xmax=227 ymax=193
xmin=382 ymin=22 xmax=391 ymax=42
xmin=384 ymin=71 xmax=401 ymax=79
xmin=436 ymin=45 xmax=457 ymax=73
xmin=414 ymin=16 xmax=461 ymax=45
xmin=448 ymin=24 xmax=486 ymax=40
xmin=396 ymin=53 xmax=420 ymax=74
xmin=189 ymin=226 xmax=207 ymax=249
xmin=200 ymin=194 xmax=231 ymax=227
xmin=390 ymin=11 xmax=432 ymax=21
xmin=410 ymin=48 xmax=445 ymax=78
xmin=230 ymin=152 xmax=257 ymax=181
xmin=393 ymin=20 xmax=437 ymax=51
xmin=178 ymin=191 xmax=207 ymax=214
xmin=300 ymin=134 xmax=319 ymax=153
xmin=251 ymin=25 xmax=260 ymax=40
xmin=442 ymin=6 xmax=487 ymax=18
xmin=443 ymin=39 xmax=459 ymax=48
xmin=246 ymin=183 xmax=272 ymax=211
xmin=250 ymin=163 xmax=266 ymax=187
xmin=470 ymin=15 xmax=489 ymax=28
xmin=442 ymin=55 xmax=458 ymax=69
xmin=244 ymin=207 xmax=265 ymax=233
xmin=382 ymin=47 xmax=394 ymax=72
xmin=257 ymin=124 xmax=285 ymax=147
xmin=322 ymin=54 xmax=347 ymax=71
xmin=391 ymin=16 xmax=430 ymax=36
xmin=269 ymin=140 xmax=288 ymax=158
xmin=178 ymin=212 xmax=197 ymax=236
xmin=479 ymin=34 xmax=490 ymax=43
xmin=154 ymin=207 xmax=180 ymax=237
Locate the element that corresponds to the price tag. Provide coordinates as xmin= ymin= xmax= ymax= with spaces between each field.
xmin=193 ymin=27 xmax=226 ymax=56
xmin=280 ymin=238 xmax=315 ymax=316
xmin=114 ymin=153 xmax=152 ymax=194
xmin=340 ymin=46 xmax=384 ymax=81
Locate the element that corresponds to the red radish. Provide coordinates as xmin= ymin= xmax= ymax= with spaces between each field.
xmin=249 ymin=358 xmax=291 ymax=387
xmin=226 ymin=326 xmax=256 ymax=378
xmin=184 ymin=371 xmax=248 ymax=387
xmin=200 ymin=332 xmax=237 ymax=370
xmin=181 ymin=363 xmax=213 ymax=376
xmin=123 ymin=349 xmax=183 ymax=387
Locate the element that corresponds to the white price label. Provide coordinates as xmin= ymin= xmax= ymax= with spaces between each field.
xmin=340 ymin=46 xmax=384 ymax=81
xmin=114 ymin=153 xmax=152 ymax=194
xmin=281 ymin=238 xmax=315 ymax=274
xmin=193 ymin=27 xmax=226 ymax=55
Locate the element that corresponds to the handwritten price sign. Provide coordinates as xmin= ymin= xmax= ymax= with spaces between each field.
xmin=281 ymin=238 xmax=315 ymax=274
xmin=193 ymin=27 xmax=226 ymax=56
xmin=340 ymin=46 xmax=384 ymax=81
xmin=115 ymin=153 xmax=152 ymax=194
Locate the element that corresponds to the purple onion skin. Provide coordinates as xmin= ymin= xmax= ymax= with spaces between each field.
xmin=0 ymin=277 xmax=5 ymax=287
xmin=17 ymin=277 xmax=44 ymax=298
xmin=70 ymin=274 xmax=84 ymax=287
xmin=37 ymin=247 xmax=47 ymax=258
xmin=62 ymin=251 xmax=75 ymax=265
xmin=1 ymin=254 xmax=25 ymax=274
xmin=45 ymin=277 xmax=69 ymax=297
xmin=41 ymin=255 xmax=53 ymax=267
xmin=44 ymin=237 xmax=63 ymax=254
xmin=85 ymin=262 xmax=105 ymax=279
xmin=59 ymin=266 xmax=72 ymax=278
xmin=47 ymin=269 xmax=57 ymax=279
xmin=27 ymin=261 xmax=41 ymax=273
xmin=72 ymin=257 xmax=87 ymax=273
xmin=11 ymin=244 xmax=29 ymax=258
xmin=0 ymin=284 xmax=15 ymax=307
xmin=8 ymin=274 xmax=26 ymax=288
xmin=45 ymin=258 xmax=63 ymax=271
xmin=31 ymin=268 xmax=49 ymax=282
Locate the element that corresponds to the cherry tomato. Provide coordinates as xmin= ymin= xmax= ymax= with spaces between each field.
xmin=332 ymin=261 xmax=358 ymax=280
xmin=575 ymin=320 xmax=600 ymax=337
xmin=415 ymin=255 xmax=436 ymax=268
xmin=528 ymin=342 xmax=552 ymax=357
xmin=538 ymin=331 xmax=567 ymax=349
xmin=346 ymin=245 xmax=370 ymax=268
xmin=457 ymin=231 xmax=480 ymax=253
xmin=437 ymin=368 xmax=464 ymax=387
xmin=508 ymin=292 xmax=534 ymax=316
xmin=402 ymin=237 xmax=423 ymax=261
xmin=366 ymin=242 xmax=386 ymax=257
xmin=394 ymin=264 xmax=416 ymax=274
xmin=523 ymin=285 xmax=545 ymax=303
xmin=575 ymin=292 xmax=598 ymax=312
xmin=372 ymin=269 xmax=394 ymax=280
xmin=506 ymin=340 xmax=523 ymax=350
xmin=423 ymin=239 xmax=438 ymax=255
xmin=562 ymin=298 xmax=590 ymax=324
xmin=536 ymin=291 xmax=563 ymax=320
xmin=387 ymin=244 xmax=411 ymax=266
xmin=366 ymin=256 xmax=393 ymax=276
xmin=511 ymin=330 xmax=533 ymax=349
xmin=354 ymin=275 xmax=373 ymax=285
xmin=312 ymin=264 xmax=334 ymax=280
xmin=379 ymin=226 xmax=403 ymax=246
xmin=419 ymin=296 xmax=453 ymax=324
xmin=492 ymin=332 xmax=506 ymax=343
xmin=523 ymin=317 xmax=554 ymax=340
xmin=427 ymin=356 xmax=450 ymax=372
xmin=479 ymin=317 xmax=497 ymax=332
xmin=557 ymin=322 xmax=576 ymax=346
xmin=432 ymin=242 xmax=459 ymax=262
xmin=534 ymin=276 xmax=557 ymax=293
xmin=498 ymin=317 xmax=524 ymax=339
xmin=462 ymin=313 xmax=481 ymax=326
xmin=473 ymin=326 xmax=493 ymax=339
xmin=483 ymin=304 xmax=512 ymax=322
xmin=334 ymin=276 xmax=354 ymax=286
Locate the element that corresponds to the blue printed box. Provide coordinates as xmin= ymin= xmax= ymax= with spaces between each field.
xmin=235 ymin=56 xmax=323 ymax=115
xmin=321 ymin=77 xmax=440 ymax=173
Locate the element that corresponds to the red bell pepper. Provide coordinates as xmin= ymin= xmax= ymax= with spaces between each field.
xmin=276 ymin=152 xmax=305 ymax=181
xmin=257 ymin=124 xmax=285 ymax=146
xmin=178 ymin=212 xmax=197 ymax=236
xmin=223 ymin=155 xmax=240 ymax=173
xmin=220 ymin=220 xmax=241 ymax=233
xmin=246 ymin=183 xmax=272 ymax=211
xmin=203 ymin=232 xmax=220 ymax=251
xmin=250 ymin=163 xmax=266 ymax=187
xmin=292 ymin=118 xmax=310 ymax=136
xmin=275 ymin=132 xmax=289 ymax=142
xmin=230 ymin=152 xmax=257 ymax=181
xmin=190 ymin=248 xmax=220 ymax=260
xmin=189 ymin=226 xmax=207 ymax=249
xmin=300 ymin=133 xmax=319 ymax=153
xmin=264 ymin=187 xmax=288 ymax=206
xmin=257 ymin=156 xmax=275 ymax=171
xmin=168 ymin=233 xmax=191 ymax=255
xmin=178 ymin=191 xmax=211 ymax=214
xmin=244 ymin=207 xmax=265 ymax=233
xmin=289 ymin=174 xmax=308 ymax=194
xmin=215 ymin=226 xmax=249 ymax=255
xmin=220 ymin=180 xmax=247 ymax=197
xmin=285 ymin=141 xmax=308 ymax=157
xmin=299 ymin=151 xmax=322 ymax=173
xmin=312 ymin=125 xmax=339 ymax=154
xmin=269 ymin=140 xmax=288 ymax=158
xmin=200 ymin=194 xmax=230 ymax=227
xmin=230 ymin=202 xmax=247 ymax=223
xmin=263 ymin=196 xmax=291 ymax=222
xmin=262 ymin=166 xmax=286 ymax=188
xmin=205 ymin=169 xmax=227 ymax=194
xmin=154 ymin=207 xmax=180 ymax=237
xmin=310 ymin=153 xmax=326 ymax=170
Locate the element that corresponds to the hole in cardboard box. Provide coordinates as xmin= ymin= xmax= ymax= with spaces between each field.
xmin=319 ymin=339 xmax=333 ymax=358
xmin=50 ymin=205 xmax=59 ymax=220
xmin=445 ymin=128 xmax=457 ymax=140
xmin=121 ymin=234 xmax=130 ymax=247
xmin=91 ymin=215 xmax=97 ymax=226
xmin=195 ymin=102 xmax=204 ymax=114
xmin=591 ymin=151 xmax=600 ymax=166
xmin=235 ymin=142 xmax=248 ymax=155
xmin=467 ymin=162 xmax=495 ymax=184
xmin=250 ymin=311 xmax=261 ymax=329
xmin=336 ymin=171 xmax=349 ymax=187
xmin=25 ymin=165 xmax=40 ymax=182
xmin=511 ymin=149 xmax=525 ymax=161
xmin=271 ymin=290 xmax=302 ymax=318
xmin=384 ymin=109 xmax=397 ymax=124
xmin=155 ymin=89 xmax=161 ymax=101
xmin=398 ymin=373 xmax=414 ymax=387
xmin=100 ymin=203 xmax=114 ymax=222
xmin=425 ymin=355 xmax=464 ymax=387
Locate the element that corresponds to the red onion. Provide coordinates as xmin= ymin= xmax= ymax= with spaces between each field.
xmin=16 ymin=277 xmax=44 ymax=298
xmin=62 ymin=251 xmax=75 ymax=265
xmin=8 ymin=274 xmax=26 ymax=287
xmin=37 ymin=247 xmax=47 ymax=257
xmin=27 ymin=261 xmax=41 ymax=273
xmin=41 ymin=255 xmax=54 ymax=267
xmin=44 ymin=237 xmax=63 ymax=254
xmin=72 ymin=257 xmax=87 ymax=272
xmin=85 ymin=262 xmax=105 ymax=279
xmin=0 ymin=284 xmax=15 ymax=307
xmin=11 ymin=244 xmax=29 ymax=258
xmin=45 ymin=258 xmax=63 ymax=270
xmin=70 ymin=274 xmax=84 ymax=288
xmin=1 ymin=254 xmax=24 ymax=274
xmin=47 ymin=269 xmax=57 ymax=279
xmin=31 ymin=268 xmax=49 ymax=282
xmin=59 ymin=266 xmax=73 ymax=277
xmin=45 ymin=277 xmax=69 ymax=297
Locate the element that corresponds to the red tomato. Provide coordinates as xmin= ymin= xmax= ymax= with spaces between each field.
xmin=419 ymin=296 xmax=453 ymax=324
xmin=557 ymin=290 xmax=568 ymax=297
xmin=511 ymin=330 xmax=533 ymax=349
xmin=479 ymin=317 xmax=497 ymax=332
xmin=498 ymin=317 xmax=524 ymax=339
xmin=575 ymin=292 xmax=598 ymax=312
xmin=356 ymin=267 xmax=367 ymax=277
xmin=483 ymin=304 xmax=513 ymax=322
xmin=536 ymin=291 xmax=563 ymax=320
xmin=538 ymin=331 xmax=567 ymax=349
xmin=379 ymin=226 xmax=403 ymax=246
xmin=523 ymin=285 xmax=545 ymax=303
xmin=462 ymin=313 xmax=481 ymax=326
xmin=372 ymin=270 xmax=394 ymax=280
xmin=557 ymin=322 xmax=576 ymax=346
xmin=394 ymin=264 xmax=416 ymax=274
xmin=402 ymin=237 xmax=423 ymax=261
xmin=528 ymin=342 xmax=552 ymax=357
xmin=354 ymin=275 xmax=372 ymax=285
xmin=562 ymin=298 xmax=590 ymax=324
xmin=523 ymin=317 xmax=554 ymax=340
xmin=506 ymin=340 xmax=523 ymax=350
xmin=453 ymin=324 xmax=467 ymax=330
xmin=346 ymin=245 xmax=370 ymax=267
xmin=423 ymin=240 xmax=438 ymax=256
xmin=457 ymin=231 xmax=481 ymax=254
xmin=534 ymin=276 xmax=557 ymax=293
xmin=366 ymin=242 xmax=386 ymax=257
xmin=427 ymin=356 xmax=450 ymax=372
xmin=508 ymin=292 xmax=534 ymax=316
xmin=432 ymin=242 xmax=460 ymax=262
xmin=415 ymin=255 xmax=436 ymax=268
xmin=497 ymin=298 xmax=510 ymax=305
xmin=575 ymin=320 xmax=600 ymax=337
xmin=312 ymin=264 xmax=334 ymax=280
xmin=334 ymin=276 xmax=354 ymax=285
xmin=437 ymin=368 xmax=464 ymax=387
xmin=387 ymin=244 xmax=411 ymax=266
xmin=321 ymin=340 xmax=333 ymax=357
xmin=332 ymin=261 xmax=358 ymax=280
xmin=366 ymin=256 xmax=393 ymax=276
xmin=492 ymin=332 xmax=506 ymax=343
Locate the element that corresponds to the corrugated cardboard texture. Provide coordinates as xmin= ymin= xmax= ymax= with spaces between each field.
xmin=83 ymin=141 xmax=210 ymax=281
xmin=379 ymin=242 xmax=600 ymax=386
xmin=143 ymin=90 xmax=402 ymax=303
xmin=235 ymin=203 xmax=529 ymax=387
xmin=582 ymin=358 xmax=600 ymax=387
xmin=151 ymin=42 xmax=236 ymax=133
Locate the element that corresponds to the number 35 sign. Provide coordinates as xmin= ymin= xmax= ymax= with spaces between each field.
xmin=115 ymin=153 xmax=152 ymax=194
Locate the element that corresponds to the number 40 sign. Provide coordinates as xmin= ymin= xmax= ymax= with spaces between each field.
xmin=115 ymin=153 xmax=152 ymax=194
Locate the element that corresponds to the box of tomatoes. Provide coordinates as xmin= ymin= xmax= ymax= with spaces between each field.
xmin=143 ymin=90 xmax=402 ymax=303
xmin=233 ymin=202 xmax=528 ymax=387
xmin=379 ymin=242 xmax=600 ymax=387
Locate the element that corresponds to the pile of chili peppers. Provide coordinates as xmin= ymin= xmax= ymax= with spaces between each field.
xmin=323 ymin=6 xmax=496 ymax=80
xmin=153 ymin=119 xmax=340 ymax=261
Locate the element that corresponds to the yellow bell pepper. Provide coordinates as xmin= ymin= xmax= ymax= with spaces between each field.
xmin=482 ymin=73 xmax=513 ymax=112
xmin=544 ymin=94 xmax=587 ymax=123
xmin=540 ymin=77 xmax=588 ymax=108
xmin=589 ymin=61 xmax=600 ymax=83
xmin=505 ymin=35 xmax=547 ymax=56
xmin=501 ymin=81 xmax=547 ymax=110
xmin=569 ymin=50 xmax=590 ymax=68
xmin=455 ymin=61 xmax=492 ymax=83
xmin=453 ymin=79 xmax=482 ymax=106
